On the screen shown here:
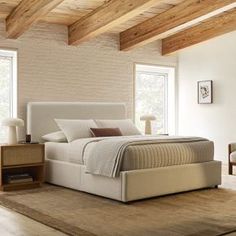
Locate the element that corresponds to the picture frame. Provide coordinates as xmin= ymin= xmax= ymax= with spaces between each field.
xmin=198 ymin=80 xmax=213 ymax=104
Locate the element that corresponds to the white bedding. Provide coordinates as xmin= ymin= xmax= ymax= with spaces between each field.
xmin=45 ymin=137 xmax=105 ymax=164
xmin=45 ymin=135 xmax=213 ymax=178
xmin=46 ymin=136 xmax=145 ymax=164
xmin=45 ymin=142 xmax=70 ymax=162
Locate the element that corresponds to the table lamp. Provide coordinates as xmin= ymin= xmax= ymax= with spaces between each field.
xmin=1 ymin=118 xmax=24 ymax=144
xmin=140 ymin=115 xmax=156 ymax=135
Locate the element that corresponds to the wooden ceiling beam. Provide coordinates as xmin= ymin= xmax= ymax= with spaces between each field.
xmin=6 ymin=0 xmax=65 ymax=39
xmin=0 ymin=5 xmax=13 ymax=19
xmin=162 ymin=9 xmax=236 ymax=55
xmin=120 ymin=0 xmax=236 ymax=51
xmin=68 ymin=0 xmax=160 ymax=46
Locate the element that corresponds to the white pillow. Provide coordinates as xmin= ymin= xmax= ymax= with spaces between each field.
xmin=94 ymin=119 xmax=141 ymax=136
xmin=55 ymin=119 xmax=97 ymax=142
xmin=42 ymin=131 xmax=67 ymax=142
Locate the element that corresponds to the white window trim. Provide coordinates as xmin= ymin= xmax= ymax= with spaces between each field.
xmin=134 ymin=63 xmax=176 ymax=135
xmin=0 ymin=49 xmax=17 ymax=118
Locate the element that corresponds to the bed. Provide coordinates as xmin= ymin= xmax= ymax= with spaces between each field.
xmin=27 ymin=102 xmax=221 ymax=202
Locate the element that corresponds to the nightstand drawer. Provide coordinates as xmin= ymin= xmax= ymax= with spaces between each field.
xmin=2 ymin=145 xmax=44 ymax=166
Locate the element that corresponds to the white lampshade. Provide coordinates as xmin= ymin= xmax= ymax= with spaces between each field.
xmin=140 ymin=114 xmax=156 ymax=121
xmin=2 ymin=118 xmax=24 ymax=127
xmin=1 ymin=118 xmax=24 ymax=144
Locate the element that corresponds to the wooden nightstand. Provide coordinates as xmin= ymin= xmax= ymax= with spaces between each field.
xmin=0 ymin=144 xmax=45 ymax=191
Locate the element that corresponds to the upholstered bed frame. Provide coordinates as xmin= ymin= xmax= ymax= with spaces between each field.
xmin=27 ymin=102 xmax=221 ymax=202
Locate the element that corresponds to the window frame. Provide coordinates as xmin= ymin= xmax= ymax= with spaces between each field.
xmin=0 ymin=48 xmax=18 ymax=118
xmin=133 ymin=63 xmax=176 ymax=135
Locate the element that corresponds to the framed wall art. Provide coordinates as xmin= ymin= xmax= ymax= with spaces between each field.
xmin=198 ymin=80 xmax=213 ymax=104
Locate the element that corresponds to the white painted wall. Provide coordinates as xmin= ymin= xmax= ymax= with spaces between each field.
xmin=178 ymin=31 xmax=236 ymax=163
xmin=0 ymin=21 xmax=177 ymax=138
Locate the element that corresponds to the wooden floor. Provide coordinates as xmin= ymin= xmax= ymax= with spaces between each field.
xmin=0 ymin=164 xmax=235 ymax=236
xmin=0 ymin=206 xmax=66 ymax=236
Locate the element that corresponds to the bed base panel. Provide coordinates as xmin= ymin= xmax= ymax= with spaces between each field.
xmin=45 ymin=160 xmax=221 ymax=202
xmin=121 ymin=160 xmax=221 ymax=201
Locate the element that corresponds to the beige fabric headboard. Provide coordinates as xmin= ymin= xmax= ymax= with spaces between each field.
xmin=27 ymin=102 xmax=127 ymax=142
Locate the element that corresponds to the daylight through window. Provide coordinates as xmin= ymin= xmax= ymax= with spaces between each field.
xmin=0 ymin=49 xmax=17 ymax=142
xmin=135 ymin=64 xmax=175 ymax=135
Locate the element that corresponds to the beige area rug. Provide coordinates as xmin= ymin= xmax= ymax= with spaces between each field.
xmin=0 ymin=185 xmax=236 ymax=236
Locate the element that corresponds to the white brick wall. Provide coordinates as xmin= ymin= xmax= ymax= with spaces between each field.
xmin=0 ymin=21 xmax=177 ymax=137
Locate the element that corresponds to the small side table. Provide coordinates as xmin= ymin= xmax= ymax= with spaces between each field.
xmin=0 ymin=144 xmax=45 ymax=191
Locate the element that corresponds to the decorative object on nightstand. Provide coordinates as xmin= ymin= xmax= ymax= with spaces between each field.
xmin=140 ymin=115 xmax=156 ymax=135
xmin=0 ymin=143 xmax=45 ymax=191
xmin=26 ymin=134 xmax=31 ymax=143
xmin=1 ymin=118 xmax=24 ymax=145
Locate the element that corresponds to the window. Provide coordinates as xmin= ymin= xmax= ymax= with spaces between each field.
xmin=0 ymin=49 xmax=17 ymax=142
xmin=135 ymin=64 xmax=175 ymax=135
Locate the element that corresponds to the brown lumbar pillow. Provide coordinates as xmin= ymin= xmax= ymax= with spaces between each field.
xmin=90 ymin=128 xmax=122 ymax=137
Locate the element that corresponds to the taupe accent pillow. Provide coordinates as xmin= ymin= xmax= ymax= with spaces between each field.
xmin=94 ymin=119 xmax=141 ymax=136
xmin=90 ymin=128 xmax=122 ymax=137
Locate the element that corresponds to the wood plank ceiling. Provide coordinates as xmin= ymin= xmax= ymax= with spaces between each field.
xmin=0 ymin=0 xmax=235 ymax=54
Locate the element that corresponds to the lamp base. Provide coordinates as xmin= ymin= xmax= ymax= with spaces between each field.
xmin=145 ymin=120 xmax=152 ymax=135
xmin=8 ymin=126 xmax=17 ymax=145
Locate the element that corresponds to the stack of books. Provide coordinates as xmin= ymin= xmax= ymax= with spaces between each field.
xmin=5 ymin=173 xmax=33 ymax=184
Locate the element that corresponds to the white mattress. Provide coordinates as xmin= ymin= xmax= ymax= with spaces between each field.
xmin=45 ymin=142 xmax=70 ymax=162
xmin=45 ymin=137 xmax=214 ymax=171
xmin=45 ymin=140 xmax=95 ymax=165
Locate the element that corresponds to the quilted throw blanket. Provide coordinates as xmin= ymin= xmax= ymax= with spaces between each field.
xmin=84 ymin=136 xmax=208 ymax=178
